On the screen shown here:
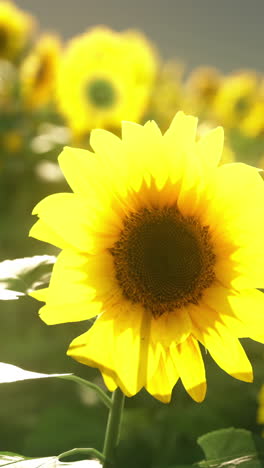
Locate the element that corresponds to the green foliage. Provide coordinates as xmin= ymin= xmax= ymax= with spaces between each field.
xmin=0 ymin=453 xmax=102 ymax=467
xmin=3 ymin=427 xmax=264 ymax=468
xmin=229 ymin=130 xmax=264 ymax=166
xmin=0 ymin=255 xmax=55 ymax=299
xmin=198 ymin=428 xmax=264 ymax=467
xmin=0 ymin=362 xmax=70 ymax=383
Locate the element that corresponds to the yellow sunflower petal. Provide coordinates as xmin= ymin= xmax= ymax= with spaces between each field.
xmin=68 ymin=321 xmax=116 ymax=387
xmin=204 ymin=286 xmax=264 ymax=343
xmin=90 ymin=128 xmax=123 ymax=162
xmin=209 ymin=336 xmax=252 ymax=383
xmin=39 ymin=302 xmax=100 ymax=325
xmin=230 ymin=248 xmax=264 ymax=290
xmin=113 ymin=305 xmax=156 ymax=396
xmin=32 ymin=192 xmax=119 ymax=254
xmin=29 ymin=287 xmax=48 ymax=302
xmin=150 ymin=308 xmax=192 ymax=348
xmin=171 ymin=336 xmax=206 ymax=402
xmin=191 ymin=309 xmax=253 ymax=382
xmin=58 ymin=146 xmax=112 ymax=201
xmin=29 ymin=219 xmax=71 ymax=250
xmin=90 ymin=129 xmax=126 ymax=180
xmin=214 ymin=259 xmax=256 ymax=290
xmin=120 ymin=120 xmax=169 ymax=191
xmin=164 ymin=111 xmax=198 ymax=152
xmin=203 ymin=163 xmax=264 ymax=236
xmin=196 ymin=126 xmax=224 ymax=168
xmin=68 ymin=305 xmax=159 ymax=397
xmin=209 ymin=230 xmax=264 ymax=290
xmin=58 ymin=147 xmax=124 ymax=231
xmin=229 ymin=289 xmax=264 ymax=343
xmin=201 ymin=163 xmax=264 ymax=289
xmin=101 ymin=371 xmax=118 ymax=392
xmin=143 ymin=120 xmax=170 ymax=189
xmin=145 ymin=352 xmax=179 ymax=403
xmin=58 ymin=146 xmax=100 ymax=197
xmin=120 ymin=121 xmax=148 ymax=191
xmin=176 ymin=148 xmax=203 ymax=217
xmin=32 ymin=193 xmax=94 ymax=252
xmin=39 ymin=250 xmax=103 ymax=324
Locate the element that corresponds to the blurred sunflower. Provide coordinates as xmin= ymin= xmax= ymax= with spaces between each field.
xmin=30 ymin=112 xmax=264 ymax=403
xmin=184 ymin=66 xmax=221 ymax=119
xmin=212 ymin=71 xmax=259 ymax=129
xmin=240 ymin=81 xmax=264 ymax=138
xmin=55 ymin=27 xmax=158 ymax=136
xmin=0 ymin=1 xmax=34 ymax=61
xmin=143 ymin=60 xmax=184 ymax=132
xmin=20 ymin=34 xmax=61 ymax=109
xmin=1 ymin=129 xmax=23 ymax=153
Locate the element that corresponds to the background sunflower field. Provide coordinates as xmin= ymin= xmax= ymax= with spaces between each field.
xmin=1 ymin=1 xmax=264 ymax=467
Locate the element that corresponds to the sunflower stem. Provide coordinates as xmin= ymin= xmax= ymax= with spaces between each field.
xmin=58 ymin=447 xmax=105 ymax=463
xmin=102 ymin=388 xmax=125 ymax=468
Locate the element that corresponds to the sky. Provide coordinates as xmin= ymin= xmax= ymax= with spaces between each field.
xmin=16 ymin=0 xmax=264 ymax=74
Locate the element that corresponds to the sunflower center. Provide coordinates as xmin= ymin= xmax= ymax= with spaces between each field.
xmin=35 ymin=58 xmax=49 ymax=86
xmin=87 ymin=78 xmax=116 ymax=108
xmin=110 ymin=206 xmax=216 ymax=317
xmin=234 ymin=96 xmax=251 ymax=115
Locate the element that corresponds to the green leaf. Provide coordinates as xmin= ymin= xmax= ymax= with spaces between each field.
xmin=0 ymin=454 xmax=52 ymax=467
xmin=0 ymin=454 xmax=29 ymax=466
xmin=0 ymin=363 xmax=71 ymax=384
xmin=0 ymin=453 xmax=102 ymax=467
xmin=0 ymin=289 xmax=23 ymax=300
xmin=0 ymin=364 xmax=111 ymax=408
xmin=0 ymin=255 xmax=56 ymax=299
xmin=197 ymin=427 xmax=264 ymax=467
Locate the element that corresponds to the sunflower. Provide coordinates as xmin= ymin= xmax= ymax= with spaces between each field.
xmin=55 ymin=27 xmax=157 ymax=136
xmin=212 ymin=71 xmax=259 ymax=129
xmin=143 ymin=60 xmax=184 ymax=132
xmin=184 ymin=66 xmax=221 ymax=119
xmin=30 ymin=111 xmax=264 ymax=403
xmin=20 ymin=34 xmax=61 ymax=109
xmin=240 ymin=98 xmax=264 ymax=138
xmin=0 ymin=1 xmax=34 ymax=61
xmin=1 ymin=129 xmax=23 ymax=154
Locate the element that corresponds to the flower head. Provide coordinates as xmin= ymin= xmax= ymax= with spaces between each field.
xmin=0 ymin=1 xmax=34 ymax=61
xmin=143 ymin=60 xmax=183 ymax=131
xmin=30 ymin=111 xmax=264 ymax=403
xmin=184 ymin=66 xmax=221 ymax=118
xmin=20 ymin=34 xmax=61 ymax=109
xmin=239 ymin=80 xmax=264 ymax=138
xmin=212 ymin=71 xmax=259 ymax=129
xmin=55 ymin=27 xmax=158 ymax=135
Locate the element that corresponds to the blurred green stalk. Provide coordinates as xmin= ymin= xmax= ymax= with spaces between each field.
xmin=103 ymin=388 xmax=125 ymax=468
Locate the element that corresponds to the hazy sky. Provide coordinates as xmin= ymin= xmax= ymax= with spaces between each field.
xmin=16 ymin=0 xmax=264 ymax=73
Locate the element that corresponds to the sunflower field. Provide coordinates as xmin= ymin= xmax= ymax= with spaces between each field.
xmin=1 ymin=2 xmax=264 ymax=468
